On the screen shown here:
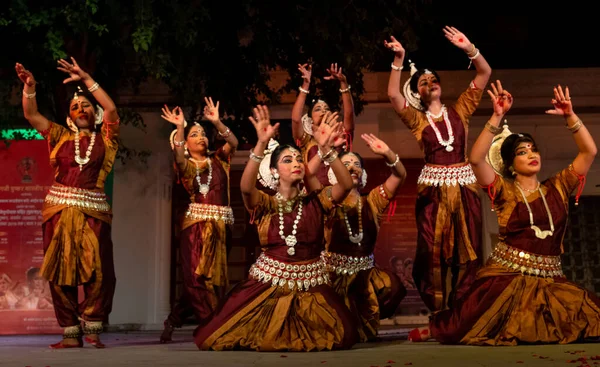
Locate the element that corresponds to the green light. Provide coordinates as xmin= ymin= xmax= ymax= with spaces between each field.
xmin=1 ymin=129 xmax=43 ymax=140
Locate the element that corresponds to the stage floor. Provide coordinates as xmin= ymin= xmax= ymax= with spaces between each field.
xmin=1 ymin=329 xmax=600 ymax=367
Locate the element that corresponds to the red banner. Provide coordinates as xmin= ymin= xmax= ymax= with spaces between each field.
xmin=363 ymin=158 xmax=428 ymax=317
xmin=0 ymin=139 xmax=61 ymax=334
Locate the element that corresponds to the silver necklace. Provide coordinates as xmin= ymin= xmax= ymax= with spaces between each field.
xmin=515 ymin=181 xmax=554 ymax=239
xmin=343 ymin=197 xmax=363 ymax=246
xmin=276 ymin=192 xmax=303 ymax=256
xmin=191 ymin=157 xmax=212 ymax=198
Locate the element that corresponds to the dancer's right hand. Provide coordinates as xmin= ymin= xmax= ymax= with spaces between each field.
xmin=384 ymin=36 xmax=405 ymax=58
xmin=249 ymin=105 xmax=279 ymax=144
xmin=15 ymin=63 xmax=36 ymax=87
xmin=298 ymin=63 xmax=312 ymax=83
xmin=487 ymin=80 xmax=513 ymax=117
xmin=161 ymin=105 xmax=185 ymax=127
xmin=315 ymin=112 xmax=343 ymax=149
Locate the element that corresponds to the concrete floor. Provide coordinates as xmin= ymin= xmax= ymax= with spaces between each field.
xmin=2 ymin=330 xmax=600 ymax=367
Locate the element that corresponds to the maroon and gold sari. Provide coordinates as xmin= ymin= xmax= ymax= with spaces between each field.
xmin=323 ymin=185 xmax=406 ymax=342
xmin=431 ymin=166 xmax=600 ymax=345
xmin=39 ymin=119 xmax=119 ymax=326
xmin=397 ymin=86 xmax=484 ymax=312
xmin=194 ymin=188 xmax=358 ymax=351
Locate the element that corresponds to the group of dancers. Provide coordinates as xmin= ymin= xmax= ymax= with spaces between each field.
xmin=13 ymin=26 xmax=600 ymax=350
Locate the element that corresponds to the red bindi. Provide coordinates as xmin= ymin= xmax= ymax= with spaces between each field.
xmin=321 ymin=131 xmax=325 ymax=134
xmin=263 ymin=128 xmax=267 ymax=132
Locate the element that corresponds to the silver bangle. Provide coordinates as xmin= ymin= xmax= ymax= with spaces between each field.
xmin=23 ymin=90 xmax=36 ymax=99
xmin=218 ymin=127 xmax=231 ymax=137
xmin=299 ymin=87 xmax=309 ymax=94
xmin=173 ymin=140 xmax=185 ymax=147
xmin=323 ymin=150 xmax=338 ymax=164
xmin=339 ymin=85 xmax=351 ymax=93
xmin=249 ymin=150 xmax=264 ymax=162
xmin=385 ymin=153 xmax=399 ymax=167
xmin=317 ymin=147 xmax=334 ymax=160
xmin=88 ymin=82 xmax=100 ymax=93
xmin=391 ymin=63 xmax=403 ymax=71
xmin=566 ymin=119 xmax=583 ymax=133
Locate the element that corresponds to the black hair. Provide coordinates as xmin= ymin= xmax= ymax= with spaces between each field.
xmin=65 ymin=83 xmax=100 ymax=113
xmin=409 ymin=69 xmax=442 ymax=95
xmin=270 ymin=143 xmax=301 ymax=169
xmin=183 ymin=121 xmax=212 ymax=140
xmin=339 ymin=151 xmax=364 ymax=168
xmin=306 ymin=95 xmax=331 ymax=114
xmin=500 ymin=133 xmax=537 ymax=177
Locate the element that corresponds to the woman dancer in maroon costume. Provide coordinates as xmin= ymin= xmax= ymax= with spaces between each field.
xmin=195 ymin=106 xmax=359 ymax=351
xmin=422 ymin=81 xmax=600 ymax=345
xmin=292 ymin=62 xmax=355 ymax=185
xmin=15 ymin=59 xmax=119 ymax=349
xmin=159 ymin=98 xmax=238 ymax=342
xmin=316 ymin=134 xmax=408 ymax=342
xmin=385 ymin=27 xmax=492 ymax=320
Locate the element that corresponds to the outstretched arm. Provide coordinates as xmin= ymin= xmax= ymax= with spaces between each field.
xmin=324 ymin=63 xmax=355 ymax=135
xmin=305 ymin=111 xmax=341 ymax=192
xmin=57 ymin=57 xmax=119 ymax=123
xmin=384 ymin=36 xmax=407 ymax=114
xmin=361 ymin=133 xmax=406 ymax=195
xmin=443 ymin=26 xmax=491 ymax=90
xmin=291 ymin=63 xmax=312 ymax=141
xmin=15 ymin=63 xmax=50 ymax=131
xmin=241 ymin=106 xmax=280 ymax=210
xmin=545 ymin=85 xmax=597 ymax=175
xmin=161 ymin=105 xmax=187 ymax=171
xmin=203 ymin=97 xmax=238 ymax=158
xmin=470 ymin=80 xmax=513 ymax=186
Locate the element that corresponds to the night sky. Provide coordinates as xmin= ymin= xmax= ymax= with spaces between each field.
xmin=376 ymin=1 xmax=599 ymax=71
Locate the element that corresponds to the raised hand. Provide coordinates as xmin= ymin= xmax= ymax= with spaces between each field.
xmin=56 ymin=57 xmax=90 ymax=84
xmin=361 ymin=133 xmax=391 ymax=156
xmin=314 ymin=111 xmax=339 ymax=147
xmin=203 ymin=97 xmax=220 ymax=124
xmin=443 ymin=26 xmax=472 ymax=52
xmin=546 ymin=85 xmax=574 ymax=117
xmin=161 ymin=105 xmax=185 ymax=127
xmin=249 ymin=105 xmax=279 ymax=143
xmin=15 ymin=63 xmax=36 ymax=86
xmin=487 ymin=80 xmax=513 ymax=116
xmin=298 ymin=63 xmax=312 ymax=83
xmin=383 ymin=36 xmax=405 ymax=58
xmin=324 ymin=63 xmax=347 ymax=83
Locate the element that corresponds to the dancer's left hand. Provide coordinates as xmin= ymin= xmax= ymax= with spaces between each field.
xmin=546 ymin=85 xmax=574 ymax=117
xmin=324 ymin=63 xmax=347 ymax=83
xmin=487 ymin=80 xmax=513 ymax=117
xmin=57 ymin=57 xmax=91 ymax=83
xmin=361 ymin=133 xmax=391 ymax=156
xmin=443 ymin=26 xmax=472 ymax=52
xmin=203 ymin=97 xmax=220 ymax=124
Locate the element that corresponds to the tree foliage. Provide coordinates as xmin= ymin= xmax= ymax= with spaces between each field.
xmin=1 ymin=0 xmax=432 ymax=150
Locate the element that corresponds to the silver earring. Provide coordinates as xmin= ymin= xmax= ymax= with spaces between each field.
xmin=66 ymin=117 xmax=78 ymax=132
xmin=184 ymin=147 xmax=190 ymax=158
